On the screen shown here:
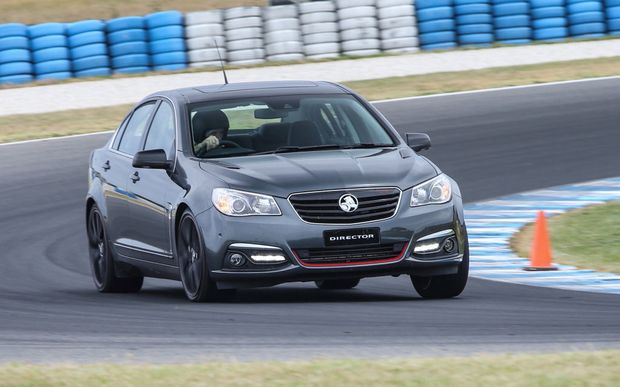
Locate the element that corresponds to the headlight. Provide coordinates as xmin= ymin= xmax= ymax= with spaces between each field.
xmin=410 ymin=174 xmax=452 ymax=207
xmin=212 ymin=188 xmax=281 ymax=216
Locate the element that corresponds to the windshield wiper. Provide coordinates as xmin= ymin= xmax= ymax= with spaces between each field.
xmin=255 ymin=144 xmax=344 ymax=155
xmin=342 ymin=143 xmax=395 ymax=149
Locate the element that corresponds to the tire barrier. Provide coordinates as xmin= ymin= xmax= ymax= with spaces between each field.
xmin=186 ymin=10 xmax=225 ymax=68
xmin=66 ymin=20 xmax=111 ymax=78
xmin=607 ymin=0 xmax=620 ymax=35
xmin=299 ymin=1 xmax=341 ymax=59
xmin=566 ymin=0 xmax=606 ymax=38
xmin=146 ymin=11 xmax=187 ymax=71
xmin=224 ymin=6 xmax=265 ymax=66
xmin=415 ymin=0 xmax=458 ymax=50
xmin=263 ymin=5 xmax=304 ymax=62
xmin=336 ymin=0 xmax=381 ymax=57
xmin=28 ymin=23 xmax=72 ymax=81
xmin=455 ymin=0 xmax=495 ymax=46
xmin=531 ymin=0 xmax=568 ymax=41
xmin=492 ymin=0 xmax=532 ymax=44
xmin=0 ymin=23 xmax=33 ymax=84
xmin=106 ymin=16 xmax=150 ymax=74
xmin=377 ymin=0 xmax=419 ymax=53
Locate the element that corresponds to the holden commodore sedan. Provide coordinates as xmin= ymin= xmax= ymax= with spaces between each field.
xmin=86 ymin=80 xmax=468 ymax=302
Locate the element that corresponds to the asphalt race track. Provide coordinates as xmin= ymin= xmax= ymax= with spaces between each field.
xmin=1 ymin=78 xmax=619 ymax=362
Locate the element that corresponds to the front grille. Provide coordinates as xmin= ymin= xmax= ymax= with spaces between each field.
xmin=289 ymin=188 xmax=401 ymax=224
xmin=295 ymin=242 xmax=407 ymax=266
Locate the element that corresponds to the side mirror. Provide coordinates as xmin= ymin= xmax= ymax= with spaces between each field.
xmin=406 ymin=133 xmax=431 ymax=152
xmin=132 ymin=149 xmax=172 ymax=169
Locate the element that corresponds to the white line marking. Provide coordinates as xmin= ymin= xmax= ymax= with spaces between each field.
xmin=0 ymin=131 xmax=114 ymax=147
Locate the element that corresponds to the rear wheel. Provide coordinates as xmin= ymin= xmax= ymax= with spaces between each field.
xmin=315 ymin=278 xmax=360 ymax=290
xmin=87 ymin=205 xmax=143 ymax=293
xmin=177 ymin=210 xmax=234 ymax=302
xmin=411 ymin=245 xmax=469 ymax=299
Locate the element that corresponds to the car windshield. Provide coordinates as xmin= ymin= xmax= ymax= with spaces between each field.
xmin=189 ymin=94 xmax=396 ymax=159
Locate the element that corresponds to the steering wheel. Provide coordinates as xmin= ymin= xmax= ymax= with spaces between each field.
xmin=218 ymin=140 xmax=241 ymax=148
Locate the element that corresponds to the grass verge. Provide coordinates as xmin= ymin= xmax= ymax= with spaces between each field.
xmin=1 ymin=351 xmax=619 ymax=386
xmin=0 ymin=0 xmax=266 ymax=24
xmin=511 ymin=201 xmax=620 ymax=274
xmin=1 ymin=56 xmax=619 ymax=143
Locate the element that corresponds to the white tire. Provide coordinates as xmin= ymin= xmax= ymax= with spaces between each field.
xmin=190 ymin=61 xmax=222 ymax=68
xmin=301 ymin=22 xmax=338 ymax=35
xmin=224 ymin=6 xmax=261 ymax=20
xmin=225 ymin=27 xmax=262 ymax=41
xmin=300 ymin=12 xmax=337 ymax=24
xmin=343 ymin=49 xmax=381 ymax=56
xmin=342 ymin=38 xmax=380 ymax=51
xmin=186 ymin=36 xmax=225 ymax=50
xmin=188 ymin=48 xmax=225 ymax=63
xmin=299 ymin=1 xmax=335 ymax=14
xmin=262 ymin=5 xmax=297 ymax=20
xmin=379 ymin=16 xmax=416 ymax=30
xmin=229 ymin=58 xmax=265 ymax=66
xmin=228 ymin=48 xmax=265 ymax=62
xmin=266 ymin=53 xmax=304 ymax=62
xmin=385 ymin=46 xmax=419 ymax=54
xmin=303 ymin=32 xmax=340 ymax=45
xmin=304 ymin=42 xmax=340 ymax=56
xmin=185 ymin=24 xmax=224 ymax=39
xmin=265 ymin=41 xmax=303 ymax=55
xmin=339 ymin=17 xmax=377 ymax=31
xmin=381 ymin=37 xmax=419 ymax=50
xmin=377 ymin=0 xmax=412 ymax=7
xmin=264 ymin=18 xmax=299 ymax=33
xmin=341 ymin=27 xmax=379 ymax=41
xmin=337 ymin=6 xmax=376 ymax=20
xmin=224 ymin=16 xmax=261 ymax=30
xmin=186 ymin=10 xmax=222 ymax=26
xmin=227 ymin=38 xmax=263 ymax=51
xmin=265 ymin=29 xmax=302 ymax=44
xmin=381 ymin=26 xmax=417 ymax=40
xmin=307 ymin=52 xmax=340 ymax=60
xmin=378 ymin=5 xmax=414 ymax=20
xmin=336 ymin=0 xmax=375 ymax=9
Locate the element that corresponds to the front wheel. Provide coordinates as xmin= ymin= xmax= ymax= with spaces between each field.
xmin=87 ymin=205 xmax=143 ymax=293
xmin=315 ymin=278 xmax=360 ymax=290
xmin=411 ymin=245 xmax=469 ymax=299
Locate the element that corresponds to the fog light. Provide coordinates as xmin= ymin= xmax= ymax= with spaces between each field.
xmin=413 ymin=241 xmax=441 ymax=254
xmin=250 ymin=254 xmax=286 ymax=263
xmin=443 ymin=237 xmax=456 ymax=253
xmin=228 ymin=253 xmax=246 ymax=267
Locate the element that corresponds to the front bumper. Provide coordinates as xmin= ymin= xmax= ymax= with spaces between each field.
xmin=195 ymin=194 xmax=467 ymax=289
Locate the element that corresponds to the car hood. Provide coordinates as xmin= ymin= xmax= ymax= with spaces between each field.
xmin=199 ymin=147 xmax=437 ymax=198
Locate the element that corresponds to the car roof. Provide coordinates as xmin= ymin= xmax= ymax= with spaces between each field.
xmin=146 ymin=80 xmax=352 ymax=105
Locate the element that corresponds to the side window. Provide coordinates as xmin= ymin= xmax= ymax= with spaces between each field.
xmin=144 ymin=102 xmax=175 ymax=159
xmin=117 ymin=102 xmax=156 ymax=156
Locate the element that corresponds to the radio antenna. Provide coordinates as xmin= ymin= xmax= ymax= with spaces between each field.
xmin=213 ymin=39 xmax=228 ymax=84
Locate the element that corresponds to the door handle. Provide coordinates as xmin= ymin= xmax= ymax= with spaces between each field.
xmin=102 ymin=160 xmax=111 ymax=171
xmin=130 ymin=171 xmax=140 ymax=183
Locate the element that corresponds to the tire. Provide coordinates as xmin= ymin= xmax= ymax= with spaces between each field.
xmin=569 ymin=22 xmax=606 ymax=35
xmin=417 ymin=7 xmax=454 ymax=23
xmin=228 ymin=48 xmax=265 ymax=62
xmin=224 ymin=6 xmax=261 ymax=20
xmin=568 ymin=11 xmax=604 ymax=25
xmin=304 ymin=42 xmax=340 ymax=56
xmin=494 ymin=15 xmax=530 ymax=29
xmin=228 ymin=58 xmax=265 ymax=66
xmin=34 ymin=59 xmax=71 ymax=75
xmin=148 ymin=25 xmax=184 ymax=41
xmin=457 ymin=24 xmax=493 ymax=35
xmin=150 ymin=38 xmax=185 ymax=54
xmin=70 ymin=43 xmax=107 ymax=60
xmin=177 ymin=210 xmax=228 ymax=302
xmin=417 ymin=0 xmax=451 ymax=9
xmin=342 ymin=39 xmax=380 ymax=51
xmin=36 ymin=71 xmax=72 ymax=81
xmin=459 ymin=33 xmax=494 ymax=45
xmin=114 ymin=66 xmax=151 ymax=74
xmin=28 ymin=23 xmax=65 ymax=38
xmin=532 ymin=6 xmax=565 ymax=19
xmin=263 ymin=5 xmax=297 ymax=20
xmin=112 ymin=54 xmax=149 ymax=68
xmin=0 ymin=62 xmax=32 ymax=76
xmin=341 ymin=27 xmax=379 ymax=41
xmin=72 ymin=55 xmax=110 ymax=71
xmin=382 ymin=37 xmax=419 ymax=50
xmin=533 ymin=17 xmax=566 ymax=29
xmin=315 ymin=278 xmax=360 ymax=290
xmin=378 ymin=5 xmax=415 ymax=20
xmin=75 ymin=67 xmax=111 ymax=77
xmin=186 ymin=10 xmax=222 ymax=26
xmin=381 ymin=27 xmax=418 ymax=40
xmin=337 ymin=0 xmax=375 ymax=8
xmin=87 ymin=205 xmax=143 ymax=293
xmin=493 ymin=2 xmax=530 ymax=17
xmin=0 ymin=74 xmax=33 ymax=84
xmin=227 ymin=38 xmax=261 ymax=51
xmin=66 ymin=20 xmax=105 ymax=36
xmin=266 ymin=53 xmax=304 ymax=62
xmin=303 ymin=32 xmax=340 ymax=45
xmin=343 ymin=48 xmax=381 ymax=56
xmin=456 ymin=14 xmax=493 ymax=25
xmin=377 ymin=0 xmax=411 ymax=7
xmin=226 ymin=27 xmax=262 ymax=42
xmin=151 ymin=51 xmax=186 ymax=66
xmin=264 ymin=18 xmax=299 ymax=33
xmin=533 ymin=26 xmax=568 ymax=40
xmin=224 ymin=16 xmax=262 ymax=30
xmin=189 ymin=60 xmax=222 ymax=68
xmin=109 ymin=41 xmax=148 ymax=57
xmin=107 ymin=29 xmax=147 ymax=45
xmin=420 ymin=31 xmax=456 ymax=45
xmin=301 ymin=22 xmax=338 ymax=35
xmin=379 ymin=16 xmax=418 ymax=30
xmin=145 ymin=11 xmax=183 ymax=29
xmin=33 ymin=47 xmax=70 ymax=63
xmin=0 ymin=49 xmax=30 ymax=64
xmin=31 ymin=35 xmax=67 ymax=51
xmin=495 ymin=27 xmax=531 ymax=40
xmin=153 ymin=63 xmax=186 ymax=71
xmin=421 ymin=42 xmax=457 ymax=50
xmin=299 ymin=1 xmax=335 ymax=13
xmin=0 ymin=23 xmax=27 ymax=38
xmin=339 ymin=17 xmax=377 ymax=31
xmin=337 ymin=6 xmax=376 ymax=20
xmin=185 ymin=24 xmax=224 ymax=39
xmin=68 ymin=31 xmax=106 ymax=48
xmin=300 ymin=12 xmax=337 ymax=25
xmin=106 ymin=16 xmax=144 ymax=33
xmin=418 ymin=19 xmax=455 ymax=34
xmin=186 ymin=36 xmax=225 ymax=51
xmin=188 ymin=48 xmax=224 ymax=62
xmin=264 ymin=29 xmax=302 ymax=44
xmin=265 ymin=41 xmax=303 ymax=56
xmin=411 ymin=244 xmax=469 ymax=299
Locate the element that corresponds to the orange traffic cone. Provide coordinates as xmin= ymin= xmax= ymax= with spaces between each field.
xmin=524 ymin=211 xmax=558 ymax=271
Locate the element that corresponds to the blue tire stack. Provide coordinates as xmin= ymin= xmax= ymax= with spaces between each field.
xmin=416 ymin=0 xmax=457 ymax=50
xmin=0 ymin=23 xmax=33 ymax=84
xmin=145 ymin=11 xmax=187 ymax=71
xmin=566 ymin=0 xmax=606 ymax=38
xmin=607 ymin=0 xmax=620 ymax=35
xmin=455 ymin=0 xmax=494 ymax=46
xmin=28 ymin=23 xmax=71 ymax=81
xmin=492 ymin=0 xmax=531 ymax=44
xmin=67 ymin=20 xmax=110 ymax=78
xmin=106 ymin=16 xmax=150 ymax=74
xmin=531 ymin=0 xmax=568 ymax=41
